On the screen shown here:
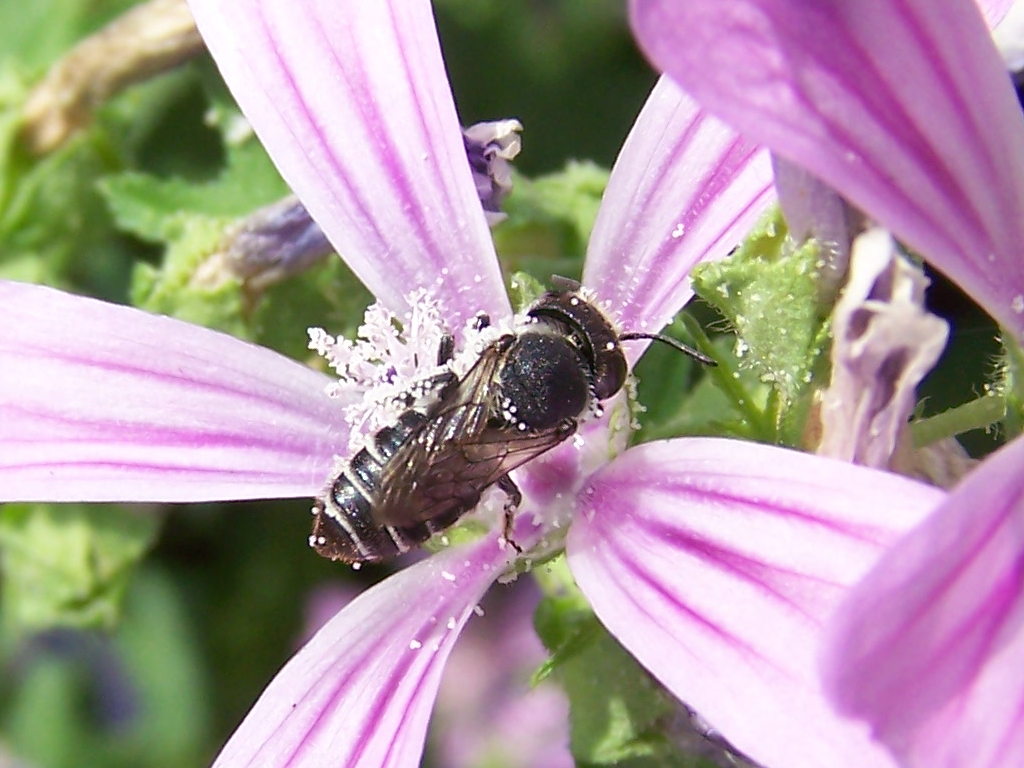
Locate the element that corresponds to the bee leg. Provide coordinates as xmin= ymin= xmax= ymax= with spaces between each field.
xmin=437 ymin=334 xmax=455 ymax=365
xmin=496 ymin=474 xmax=523 ymax=554
xmin=472 ymin=313 xmax=491 ymax=331
xmin=393 ymin=335 xmax=459 ymax=406
xmin=396 ymin=368 xmax=458 ymax=407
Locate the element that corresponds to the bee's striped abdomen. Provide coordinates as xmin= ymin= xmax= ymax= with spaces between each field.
xmin=310 ymin=409 xmax=456 ymax=563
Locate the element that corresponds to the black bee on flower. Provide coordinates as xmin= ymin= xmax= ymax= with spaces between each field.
xmin=310 ymin=279 xmax=712 ymax=564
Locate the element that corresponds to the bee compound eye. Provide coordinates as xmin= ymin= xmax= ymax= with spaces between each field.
xmin=500 ymin=332 xmax=589 ymax=430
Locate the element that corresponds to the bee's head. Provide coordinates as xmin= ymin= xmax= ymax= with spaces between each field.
xmin=525 ymin=289 xmax=628 ymax=401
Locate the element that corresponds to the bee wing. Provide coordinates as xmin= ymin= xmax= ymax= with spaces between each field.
xmin=374 ymin=415 xmax=575 ymax=527
xmin=372 ymin=339 xmax=574 ymax=527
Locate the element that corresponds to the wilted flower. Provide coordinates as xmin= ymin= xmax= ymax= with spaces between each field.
xmin=0 ymin=1 xmax=952 ymax=767
xmin=628 ymin=0 xmax=1024 ymax=765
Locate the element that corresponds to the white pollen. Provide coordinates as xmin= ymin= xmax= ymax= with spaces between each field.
xmin=1014 ymin=294 xmax=1024 ymax=314
xmin=351 ymin=562 xmax=362 ymax=571
xmin=307 ymin=535 xmax=317 ymax=547
xmin=671 ymin=222 xmax=686 ymax=238
xmin=604 ymin=341 xmax=615 ymax=350
xmin=409 ymin=639 xmax=422 ymax=650
xmin=441 ymin=570 xmax=456 ymax=581
xmin=473 ymin=605 xmax=485 ymax=617
xmin=446 ymin=617 xmax=457 ymax=630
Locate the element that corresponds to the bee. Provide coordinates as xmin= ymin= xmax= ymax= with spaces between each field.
xmin=309 ymin=280 xmax=713 ymax=564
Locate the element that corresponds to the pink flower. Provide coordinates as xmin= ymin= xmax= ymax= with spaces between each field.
xmin=0 ymin=1 xmax=948 ymax=766
xmin=629 ymin=0 xmax=1024 ymax=339
xmin=628 ymin=1 xmax=1024 ymax=765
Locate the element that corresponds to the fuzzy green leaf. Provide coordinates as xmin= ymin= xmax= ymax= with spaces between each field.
xmin=690 ymin=208 xmax=830 ymax=443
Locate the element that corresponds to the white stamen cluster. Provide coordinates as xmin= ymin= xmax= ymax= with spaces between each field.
xmin=308 ymin=290 xmax=508 ymax=453
xmin=309 ymin=290 xmax=453 ymax=450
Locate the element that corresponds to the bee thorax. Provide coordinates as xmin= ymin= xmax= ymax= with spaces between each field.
xmin=497 ymin=332 xmax=589 ymax=430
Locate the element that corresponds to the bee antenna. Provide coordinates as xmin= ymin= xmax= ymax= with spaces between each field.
xmin=618 ymin=332 xmax=717 ymax=366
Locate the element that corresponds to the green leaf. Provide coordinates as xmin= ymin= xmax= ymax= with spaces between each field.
xmin=495 ymin=161 xmax=608 ymax=283
xmin=0 ymin=504 xmax=159 ymax=632
xmin=249 ymin=258 xmax=373 ymax=360
xmin=532 ymin=558 xmax=712 ymax=767
xmin=127 ymin=214 xmax=251 ymax=338
xmin=630 ymin=308 xmax=772 ymax=444
xmin=0 ymin=62 xmax=150 ymax=300
xmin=0 ymin=124 xmax=132 ymax=293
xmin=1001 ymin=333 xmax=1024 ymax=441
xmin=690 ymin=208 xmax=831 ymax=443
xmin=536 ymin=602 xmax=708 ymax=766
xmin=98 ymin=111 xmax=297 ymax=339
xmin=120 ymin=139 xmax=285 ymax=225
xmin=0 ymin=66 xmax=28 ymax=213
xmin=99 ymin=90 xmax=371 ymax=356
xmin=508 ymin=270 xmax=547 ymax=312
xmin=101 ymin=136 xmax=288 ymax=241
xmin=0 ymin=0 xmax=135 ymax=73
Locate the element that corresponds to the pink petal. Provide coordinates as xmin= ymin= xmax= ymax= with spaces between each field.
xmin=188 ymin=0 xmax=510 ymax=329
xmin=629 ymin=0 xmax=1024 ymax=341
xmin=0 ymin=282 xmax=345 ymax=501
xmin=567 ymin=438 xmax=945 ymax=768
xmin=823 ymin=434 xmax=1024 ymax=768
xmin=583 ymin=76 xmax=773 ymax=341
xmin=980 ymin=0 xmax=1014 ymax=28
xmin=817 ymin=229 xmax=949 ymax=470
xmin=213 ymin=536 xmax=510 ymax=768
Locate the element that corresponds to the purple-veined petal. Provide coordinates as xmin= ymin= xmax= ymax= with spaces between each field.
xmin=583 ymin=76 xmax=773 ymax=342
xmin=213 ymin=535 xmax=511 ymax=768
xmin=567 ymin=438 xmax=945 ymax=768
xmin=822 ymin=434 xmax=1024 ymax=768
xmin=629 ymin=0 xmax=1024 ymax=341
xmin=0 ymin=281 xmax=345 ymax=502
xmin=188 ymin=0 xmax=509 ymax=329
